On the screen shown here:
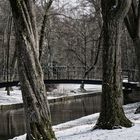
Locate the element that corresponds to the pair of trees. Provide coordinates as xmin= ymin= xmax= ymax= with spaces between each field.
xmin=8 ymin=0 xmax=139 ymax=139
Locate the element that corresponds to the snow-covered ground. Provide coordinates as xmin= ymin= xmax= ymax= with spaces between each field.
xmin=1 ymin=84 xmax=140 ymax=140
xmin=0 ymin=87 xmax=22 ymax=105
xmin=0 ymin=84 xmax=101 ymax=105
xmin=10 ymin=102 xmax=140 ymax=140
xmin=51 ymin=84 xmax=101 ymax=96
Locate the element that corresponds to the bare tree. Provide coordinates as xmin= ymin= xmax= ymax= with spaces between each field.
xmin=39 ymin=0 xmax=53 ymax=60
xmin=5 ymin=15 xmax=13 ymax=95
xmin=9 ymin=0 xmax=56 ymax=140
xmin=95 ymin=0 xmax=132 ymax=129
xmin=0 ymin=0 xmax=11 ymax=82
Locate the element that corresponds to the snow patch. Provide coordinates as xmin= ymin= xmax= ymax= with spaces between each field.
xmin=9 ymin=102 xmax=140 ymax=140
xmin=0 ymin=84 xmax=101 ymax=105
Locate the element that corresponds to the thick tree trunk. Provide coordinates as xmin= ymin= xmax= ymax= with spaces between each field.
xmin=16 ymin=33 xmax=55 ymax=140
xmin=96 ymin=0 xmax=132 ymax=129
xmin=9 ymin=0 xmax=56 ymax=140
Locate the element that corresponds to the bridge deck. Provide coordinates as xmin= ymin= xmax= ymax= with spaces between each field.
xmin=0 ymin=79 xmax=138 ymax=90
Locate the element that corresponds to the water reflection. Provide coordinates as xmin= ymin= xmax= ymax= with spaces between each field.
xmin=0 ymin=92 xmax=101 ymax=140
xmin=0 ymin=109 xmax=26 ymax=140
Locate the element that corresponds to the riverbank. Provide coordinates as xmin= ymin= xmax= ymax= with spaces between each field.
xmin=0 ymin=84 xmax=101 ymax=108
xmin=10 ymin=102 xmax=140 ymax=140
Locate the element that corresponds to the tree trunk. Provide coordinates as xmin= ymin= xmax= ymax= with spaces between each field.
xmin=133 ymin=39 xmax=140 ymax=82
xmin=10 ymin=45 xmax=17 ymax=82
xmin=39 ymin=0 xmax=53 ymax=61
xmin=133 ymin=39 xmax=140 ymax=114
xmin=2 ymin=30 xmax=6 ymax=81
xmin=124 ymin=0 xmax=140 ymax=113
xmin=6 ymin=15 xmax=13 ymax=95
xmin=9 ymin=0 xmax=56 ymax=140
xmin=80 ymin=83 xmax=86 ymax=92
xmin=96 ymin=0 xmax=132 ymax=129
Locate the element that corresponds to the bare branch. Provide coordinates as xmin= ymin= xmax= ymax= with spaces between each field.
xmin=65 ymin=48 xmax=85 ymax=66
xmin=39 ymin=0 xmax=53 ymax=60
xmin=84 ymin=28 xmax=103 ymax=78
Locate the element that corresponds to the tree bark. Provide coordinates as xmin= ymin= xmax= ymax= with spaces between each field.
xmin=6 ymin=15 xmax=13 ymax=95
xmin=10 ymin=45 xmax=17 ymax=82
xmin=39 ymin=0 xmax=53 ymax=61
xmin=96 ymin=0 xmax=132 ymax=129
xmin=133 ymin=39 xmax=140 ymax=81
xmin=133 ymin=38 xmax=140 ymax=114
xmin=9 ymin=0 xmax=56 ymax=139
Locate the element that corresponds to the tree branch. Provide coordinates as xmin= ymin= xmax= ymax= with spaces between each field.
xmin=39 ymin=0 xmax=53 ymax=60
xmin=83 ymin=28 xmax=103 ymax=78
xmin=124 ymin=0 xmax=140 ymax=39
xmin=116 ymin=0 xmax=132 ymax=19
xmin=65 ymin=48 xmax=85 ymax=66
xmin=137 ymin=0 xmax=140 ymax=37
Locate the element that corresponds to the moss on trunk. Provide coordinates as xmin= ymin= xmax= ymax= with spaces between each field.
xmin=9 ymin=0 xmax=56 ymax=139
xmin=96 ymin=0 xmax=132 ymax=129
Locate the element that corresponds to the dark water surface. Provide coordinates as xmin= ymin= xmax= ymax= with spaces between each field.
xmin=0 ymin=109 xmax=26 ymax=140
xmin=0 ymin=92 xmax=101 ymax=140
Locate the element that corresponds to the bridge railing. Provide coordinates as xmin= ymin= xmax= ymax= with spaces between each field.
xmin=0 ymin=66 xmax=138 ymax=82
xmin=122 ymin=69 xmax=139 ymax=82
xmin=43 ymin=66 xmax=102 ymax=80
